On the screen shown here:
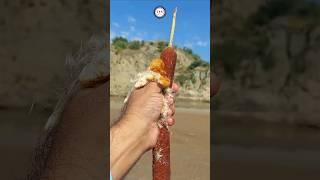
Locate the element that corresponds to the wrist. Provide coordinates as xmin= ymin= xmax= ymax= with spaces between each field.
xmin=110 ymin=117 xmax=152 ymax=179
xmin=110 ymin=115 xmax=154 ymax=154
xmin=119 ymin=115 xmax=153 ymax=149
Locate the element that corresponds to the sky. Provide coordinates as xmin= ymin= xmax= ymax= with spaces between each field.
xmin=110 ymin=0 xmax=210 ymax=62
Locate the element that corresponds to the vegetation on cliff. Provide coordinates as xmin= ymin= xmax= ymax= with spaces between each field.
xmin=110 ymin=38 xmax=210 ymax=101
xmin=214 ymin=0 xmax=320 ymax=124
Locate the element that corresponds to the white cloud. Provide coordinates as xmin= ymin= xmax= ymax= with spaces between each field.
xmin=128 ymin=16 xmax=136 ymax=23
xmin=184 ymin=40 xmax=208 ymax=48
xmin=112 ymin=22 xmax=120 ymax=28
xmin=131 ymin=36 xmax=142 ymax=41
xmin=196 ymin=40 xmax=208 ymax=47
xmin=120 ymin=31 xmax=130 ymax=38
xmin=130 ymin=26 xmax=135 ymax=31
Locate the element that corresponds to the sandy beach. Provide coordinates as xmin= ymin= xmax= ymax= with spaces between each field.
xmin=111 ymin=97 xmax=211 ymax=179
xmin=0 ymin=108 xmax=50 ymax=179
xmin=1 ymin=99 xmax=320 ymax=179
xmin=213 ymin=145 xmax=320 ymax=180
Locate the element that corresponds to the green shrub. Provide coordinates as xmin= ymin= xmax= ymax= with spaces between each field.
xmin=192 ymin=54 xmax=202 ymax=61
xmin=215 ymin=40 xmax=252 ymax=78
xmin=175 ymin=74 xmax=189 ymax=86
xmin=128 ymin=40 xmax=141 ymax=50
xmin=248 ymin=0 xmax=293 ymax=26
xmin=182 ymin=47 xmax=193 ymax=55
xmin=191 ymin=73 xmax=196 ymax=84
xmin=182 ymin=47 xmax=202 ymax=61
xmin=188 ymin=61 xmax=203 ymax=70
xmin=112 ymin=37 xmax=128 ymax=51
xmin=188 ymin=60 xmax=209 ymax=70
xmin=157 ymin=41 xmax=168 ymax=52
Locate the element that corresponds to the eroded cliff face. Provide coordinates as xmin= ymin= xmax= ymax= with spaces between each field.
xmin=110 ymin=42 xmax=210 ymax=101
xmin=212 ymin=0 xmax=320 ymax=126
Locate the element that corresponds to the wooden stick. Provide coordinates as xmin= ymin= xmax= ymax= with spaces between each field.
xmin=168 ymin=8 xmax=177 ymax=47
xmin=153 ymin=8 xmax=177 ymax=180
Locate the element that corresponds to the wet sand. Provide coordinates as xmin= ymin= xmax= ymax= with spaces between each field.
xmin=213 ymin=146 xmax=320 ymax=180
xmin=111 ymin=98 xmax=211 ymax=180
xmin=0 ymin=98 xmax=210 ymax=180
xmin=212 ymin=114 xmax=320 ymax=180
xmin=2 ymin=99 xmax=320 ymax=179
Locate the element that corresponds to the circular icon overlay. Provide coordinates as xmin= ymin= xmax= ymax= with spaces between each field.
xmin=154 ymin=6 xmax=166 ymax=19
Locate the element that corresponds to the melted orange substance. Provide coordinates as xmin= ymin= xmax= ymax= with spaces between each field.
xmin=148 ymin=58 xmax=170 ymax=88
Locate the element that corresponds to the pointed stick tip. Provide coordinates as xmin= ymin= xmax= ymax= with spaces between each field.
xmin=168 ymin=7 xmax=177 ymax=47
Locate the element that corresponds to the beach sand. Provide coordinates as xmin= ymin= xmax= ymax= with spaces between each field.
xmin=0 ymin=108 xmax=50 ymax=179
xmin=213 ymin=145 xmax=320 ymax=180
xmin=2 ymin=101 xmax=320 ymax=179
xmin=111 ymin=98 xmax=211 ymax=180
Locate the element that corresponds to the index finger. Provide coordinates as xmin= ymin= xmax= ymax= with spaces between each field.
xmin=171 ymin=83 xmax=179 ymax=93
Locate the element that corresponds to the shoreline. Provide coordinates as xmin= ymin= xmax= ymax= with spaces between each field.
xmin=213 ymin=111 xmax=320 ymax=128
xmin=110 ymin=95 xmax=210 ymax=101
xmin=110 ymin=95 xmax=210 ymax=110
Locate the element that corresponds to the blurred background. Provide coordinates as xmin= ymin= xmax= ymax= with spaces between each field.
xmin=2 ymin=0 xmax=320 ymax=179
xmin=212 ymin=0 xmax=320 ymax=179
xmin=0 ymin=0 xmax=104 ymax=179
xmin=110 ymin=0 xmax=211 ymax=179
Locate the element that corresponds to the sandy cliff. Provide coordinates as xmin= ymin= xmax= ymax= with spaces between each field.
xmin=110 ymin=41 xmax=210 ymax=101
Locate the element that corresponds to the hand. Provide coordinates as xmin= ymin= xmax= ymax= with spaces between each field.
xmin=110 ymin=82 xmax=179 ymax=180
xmin=122 ymin=82 xmax=179 ymax=149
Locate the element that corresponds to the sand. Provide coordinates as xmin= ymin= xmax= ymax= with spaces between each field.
xmin=110 ymin=98 xmax=211 ymax=180
xmin=2 ymin=100 xmax=320 ymax=179
xmin=0 ymin=108 xmax=50 ymax=179
xmin=213 ymin=145 xmax=320 ymax=180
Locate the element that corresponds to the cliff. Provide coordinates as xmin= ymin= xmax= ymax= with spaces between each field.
xmin=110 ymin=40 xmax=210 ymax=101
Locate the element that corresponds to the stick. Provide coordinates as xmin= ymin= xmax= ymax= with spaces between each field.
xmin=152 ymin=7 xmax=177 ymax=180
xmin=168 ymin=8 xmax=177 ymax=47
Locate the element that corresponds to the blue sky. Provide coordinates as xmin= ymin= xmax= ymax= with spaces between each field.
xmin=110 ymin=0 xmax=210 ymax=62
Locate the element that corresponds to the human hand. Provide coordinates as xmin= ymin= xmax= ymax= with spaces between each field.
xmin=122 ymin=82 xmax=179 ymax=149
xmin=110 ymin=82 xmax=178 ymax=179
